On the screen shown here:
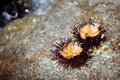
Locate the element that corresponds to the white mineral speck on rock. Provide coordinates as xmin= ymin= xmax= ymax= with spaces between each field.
xmin=68 ymin=2 xmax=78 ymax=6
xmin=32 ymin=19 xmax=36 ymax=23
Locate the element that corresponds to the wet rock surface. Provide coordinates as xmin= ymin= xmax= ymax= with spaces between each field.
xmin=0 ymin=0 xmax=120 ymax=80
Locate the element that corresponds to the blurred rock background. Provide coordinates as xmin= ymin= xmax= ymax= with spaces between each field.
xmin=0 ymin=0 xmax=120 ymax=80
xmin=0 ymin=0 xmax=57 ymax=31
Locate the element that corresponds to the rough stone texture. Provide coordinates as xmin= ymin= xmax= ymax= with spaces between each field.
xmin=0 ymin=0 xmax=120 ymax=80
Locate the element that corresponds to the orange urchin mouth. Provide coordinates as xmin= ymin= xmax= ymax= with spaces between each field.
xmin=79 ymin=23 xmax=100 ymax=39
xmin=61 ymin=42 xmax=83 ymax=59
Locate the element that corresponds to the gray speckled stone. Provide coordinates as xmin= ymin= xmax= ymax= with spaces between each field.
xmin=0 ymin=0 xmax=120 ymax=80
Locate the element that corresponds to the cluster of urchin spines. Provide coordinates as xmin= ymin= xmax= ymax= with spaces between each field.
xmin=51 ymin=19 xmax=106 ymax=68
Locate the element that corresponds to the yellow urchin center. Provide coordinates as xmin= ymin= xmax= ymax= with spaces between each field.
xmin=61 ymin=42 xmax=83 ymax=59
xmin=79 ymin=23 xmax=100 ymax=39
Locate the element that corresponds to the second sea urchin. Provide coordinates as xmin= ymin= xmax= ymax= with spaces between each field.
xmin=72 ymin=20 xmax=106 ymax=50
xmin=51 ymin=38 xmax=92 ymax=68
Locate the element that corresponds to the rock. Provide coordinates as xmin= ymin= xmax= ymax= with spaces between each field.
xmin=0 ymin=0 xmax=120 ymax=80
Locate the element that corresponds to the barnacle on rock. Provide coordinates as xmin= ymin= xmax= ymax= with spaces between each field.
xmin=72 ymin=20 xmax=106 ymax=50
xmin=51 ymin=38 xmax=92 ymax=68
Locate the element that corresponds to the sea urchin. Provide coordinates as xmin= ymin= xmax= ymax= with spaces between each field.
xmin=72 ymin=20 xmax=106 ymax=50
xmin=51 ymin=38 xmax=92 ymax=68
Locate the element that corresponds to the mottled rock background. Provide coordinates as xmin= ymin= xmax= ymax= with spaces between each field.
xmin=0 ymin=0 xmax=120 ymax=80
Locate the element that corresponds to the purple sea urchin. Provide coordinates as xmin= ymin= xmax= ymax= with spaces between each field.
xmin=51 ymin=38 xmax=92 ymax=68
xmin=72 ymin=20 xmax=106 ymax=50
